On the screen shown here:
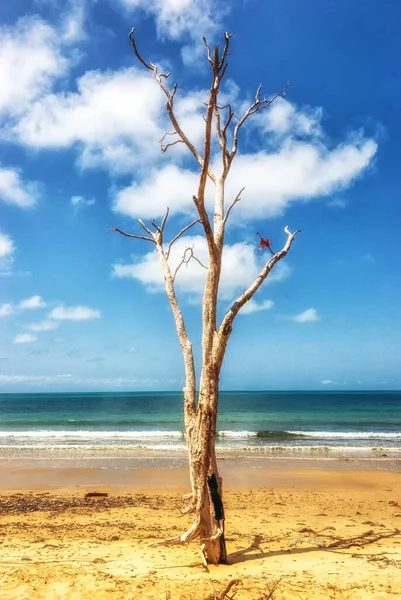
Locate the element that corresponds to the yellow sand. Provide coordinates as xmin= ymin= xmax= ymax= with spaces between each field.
xmin=0 ymin=464 xmax=400 ymax=599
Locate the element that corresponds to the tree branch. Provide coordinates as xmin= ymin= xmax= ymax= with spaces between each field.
xmin=219 ymin=32 xmax=234 ymax=69
xmin=222 ymin=187 xmax=245 ymax=226
xmin=129 ymin=28 xmax=215 ymax=181
xmin=202 ymin=36 xmax=213 ymax=66
xmin=215 ymin=226 xmax=301 ymax=366
xmin=135 ymin=218 xmax=154 ymax=238
xmin=166 ymin=219 xmax=201 ymax=259
xmin=108 ymin=227 xmax=155 ymax=244
xmin=160 ymin=132 xmax=185 ymax=153
xmin=230 ymin=82 xmax=289 ymax=162
xmin=172 ymin=245 xmax=208 ymax=282
xmin=155 ymin=243 xmax=197 ymax=422
xmin=160 ymin=206 xmax=170 ymax=232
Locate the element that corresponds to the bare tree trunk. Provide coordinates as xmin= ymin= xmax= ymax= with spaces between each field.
xmin=187 ymin=369 xmax=227 ymax=565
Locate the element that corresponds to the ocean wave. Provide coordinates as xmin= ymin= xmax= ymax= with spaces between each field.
xmin=0 ymin=429 xmax=400 ymax=440
xmin=218 ymin=430 xmax=401 ymax=439
xmin=287 ymin=431 xmax=401 ymax=439
xmin=0 ymin=430 xmax=184 ymax=439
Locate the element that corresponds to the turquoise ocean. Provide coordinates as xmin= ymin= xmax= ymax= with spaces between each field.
xmin=0 ymin=391 xmax=400 ymax=461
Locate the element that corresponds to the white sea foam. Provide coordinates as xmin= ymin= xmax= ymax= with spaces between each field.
xmin=0 ymin=429 xmax=400 ymax=440
xmin=287 ymin=431 xmax=401 ymax=439
xmin=218 ymin=430 xmax=255 ymax=438
xmin=0 ymin=430 xmax=184 ymax=439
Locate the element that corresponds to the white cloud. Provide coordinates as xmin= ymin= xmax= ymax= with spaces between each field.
xmin=0 ymin=303 xmax=14 ymax=318
xmin=0 ymin=167 xmax=39 ymax=208
xmin=118 ymin=0 xmax=224 ymax=46
xmin=328 ymin=198 xmax=347 ymax=209
xmin=19 ymin=295 xmax=47 ymax=310
xmin=13 ymin=333 xmax=37 ymax=344
xmin=113 ymin=137 xmax=377 ymax=220
xmin=0 ymin=374 xmax=142 ymax=387
xmin=48 ymin=305 xmax=101 ymax=320
xmin=114 ymin=164 xmax=198 ymax=219
xmin=291 ymin=308 xmax=320 ymax=323
xmin=224 ymin=139 xmax=377 ymax=220
xmin=262 ymin=98 xmax=323 ymax=137
xmin=322 ymin=380 xmax=333 ymax=385
xmin=26 ymin=320 xmax=59 ymax=332
xmin=240 ymin=299 xmax=274 ymax=315
xmin=15 ymin=68 xmax=165 ymax=173
xmin=113 ymin=235 xmax=290 ymax=300
xmin=71 ymin=195 xmax=96 ymax=208
xmin=62 ymin=0 xmax=87 ymax=43
xmin=0 ymin=374 xmax=72 ymax=385
xmin=0 ymin=232 xmax=15 ymax=259
xmin=0 ymin=16 xmax=70 ymax=120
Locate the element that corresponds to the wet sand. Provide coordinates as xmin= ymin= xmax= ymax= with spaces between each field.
xmin=1 ymin=462 xmax=401 ymax=599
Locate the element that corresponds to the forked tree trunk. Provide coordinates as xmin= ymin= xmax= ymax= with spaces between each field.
xmin=186 ymin=372 xmax=227 ymax=565
xmin=111 ymin=29 xmax=301 ymax=567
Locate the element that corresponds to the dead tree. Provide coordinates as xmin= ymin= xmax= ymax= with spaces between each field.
xmin=109 ymin=29 xmax=300 ymax=565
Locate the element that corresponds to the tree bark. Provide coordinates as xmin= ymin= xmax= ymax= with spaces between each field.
xmin=187 ymin=369 xmax=227 ymax=565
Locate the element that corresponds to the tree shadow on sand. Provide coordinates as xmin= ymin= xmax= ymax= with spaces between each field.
xmin=229 ymin=527 xmax=401 ymax=565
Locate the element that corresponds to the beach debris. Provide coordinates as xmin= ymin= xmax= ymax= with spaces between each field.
xmin=85 ymin=492 xmax=108 ymax=498
xmin=289 ymin=537 xmax=326 ymax=548
xmin=205 ymin=578 xmax=240 ymax=600
xmin=259 ymin=578 xmax=282 ymax=600
xmin=0 ymin=493 xmax=158 ymax=515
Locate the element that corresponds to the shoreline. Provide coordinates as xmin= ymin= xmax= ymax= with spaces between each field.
xmin=1 ymin=457 xmax=400 ymax=493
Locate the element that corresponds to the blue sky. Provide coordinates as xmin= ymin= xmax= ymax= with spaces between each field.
xmin=0 ymin=0 xmax=400 ymax=392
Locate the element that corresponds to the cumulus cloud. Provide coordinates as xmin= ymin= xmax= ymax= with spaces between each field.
xmin=321 ymin=379 xmax=333 ymax=385
xmin=291 ymin=308 xmax=320 ymax=323
xmin=0 ymin=232 xmax=15 ymax=259
xmin=1 ymin=296 xmax=47 ymax=318
xmin=261 ymin=97 xmax=323 ymax=137
xmin=0 ymin=231 xmax=15 ymax=274
xmin=221 ymin=138 xmax=377 ymax=221
xmin=19 ymin=295 xmax=47 ymax=309
xmin=15 ymin=68 xmax=165 ymax=173
xmin=0 ymin=303 xmax=14 ymax=318
xmin=240 ymin=299 xmax=274 ymax=315
xmin=0 ymin=167 xmax=39 ymax=208
xmin=117 ymin=0 xmax=225 ymax=60
xmin=48 ymin=305 xmax=101 ymax=320
xmin=113 ymin=235 xmax=290 ymax=300
xmin=13 ymin=333 xmax=37 ymax=344
xmin=0 ymin=16 xmax=70 ymax=120
xmin=113 ymin=138 xmax=377 ymax=220
xmin=114 ymin=164 xmax=198 ymax=219
xmin=13 ymin=67 xmax=212 ymax=174
xmin=26 ymin=320 xmax=59 ymax=332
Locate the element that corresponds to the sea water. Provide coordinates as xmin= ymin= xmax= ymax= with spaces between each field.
xmin=0 ymin=391 xmax=400 ymax=461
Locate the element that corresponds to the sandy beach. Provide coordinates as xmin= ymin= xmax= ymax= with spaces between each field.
xmin=1 ymin=461 xmax=401 ymax=599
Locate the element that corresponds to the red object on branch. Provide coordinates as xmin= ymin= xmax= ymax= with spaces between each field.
xmin=256 ymin=232 xmax=275 ymax=254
